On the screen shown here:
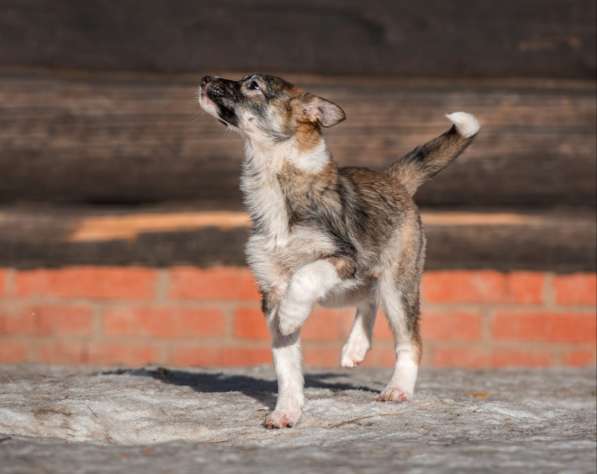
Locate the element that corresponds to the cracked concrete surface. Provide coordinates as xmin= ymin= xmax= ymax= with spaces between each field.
xmin=0 ymin=366 xmax=595 ymax=473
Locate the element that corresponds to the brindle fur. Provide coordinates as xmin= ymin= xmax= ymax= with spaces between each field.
xmin=198 ymin=73 xmax=479 ymax=428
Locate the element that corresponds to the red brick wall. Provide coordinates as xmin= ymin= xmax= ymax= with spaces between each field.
xmin=0 ymin=267 xmax=595 ymax=368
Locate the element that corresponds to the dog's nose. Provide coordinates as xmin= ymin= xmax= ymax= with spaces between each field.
xmin=200 ymin=75 xmax=213 ymax=88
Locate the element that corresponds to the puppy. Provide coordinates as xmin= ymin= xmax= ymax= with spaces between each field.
xmin=198 ymin=74 xmax=479 ymax=428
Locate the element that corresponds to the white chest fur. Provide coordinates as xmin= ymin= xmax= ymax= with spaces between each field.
xmin=241 ymin=141 xmax=290 ymax=248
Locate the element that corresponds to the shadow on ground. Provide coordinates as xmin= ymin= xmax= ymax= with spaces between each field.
xmin=99 ymin=367 xmax=380 ymax=409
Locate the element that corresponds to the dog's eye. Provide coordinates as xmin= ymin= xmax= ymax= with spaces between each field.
xmin=247 ymin=81 xmax=260 ymax=91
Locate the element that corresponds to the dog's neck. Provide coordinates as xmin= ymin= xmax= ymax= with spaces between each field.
xmin=240 ymin=135 xmax=332 ymax=246
xmin=244 ymin=134 xmax=331 ymax=172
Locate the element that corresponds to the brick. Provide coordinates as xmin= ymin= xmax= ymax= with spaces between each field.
xmin=169 ymin=346 xmax=271 ymax=367
xmin=562 ymin=349 xmax=596 ymax=367
xmin=421 ymin=310 xmax=483 ymax=341
xmin=505 ymin=272 xmax=546 ymax=304
xmin=103 ymin=306 xmax=227 ymax=339
xmin=87 ymin=342 xmax=160 ymax=366
xmin=302 ymin=346 xmax=342 ymax=368
xmin=422 ymin=271 xmax=548 ymax=305
xmin=373 ymin=317 xmax=393 ymax=341
xmin=422 ymin=271 xmax=506 ymax=304
xmin=554 ymin=273 xmax=597 ymax=306
xmin=490 ymin=350 xmax=553 ymax=368
xmin=0 ymin=305 xmax=93 ymax=336
xmin=35 ymin=340 xmax=159 ymax=365
xmin=432 ymin=347 xmax=489 ymax=368
xmin=492 ymin=311 xmax=596 ymax=343
xmin=234 ymin=307 xmax=269 ymax=340
xmin=0 ymin=269 xmax=6 ymax=296
xmin=31 ymin=305 xmax=93 ymax=336
xmin=373 ymin=310 xmax=483 ymax=342
xmin=15 ymin=267 xmax=157 ymax=300
xmin=0 ymin=340 xmax=28 ymax=363
xmin=361 ymin=345 xmax=397 ymax=368
xmin=302 ymin=308 xmax=352 ymax=341
xmin=169 ymin=266 xmax=260 ymax=301
xmin=301 ymin=342 xmax=397 ymax=368
xmin=34 ymin=340 xmax=88 ymax=364
xmin=0 ymin=307 xmax=13 ymax=334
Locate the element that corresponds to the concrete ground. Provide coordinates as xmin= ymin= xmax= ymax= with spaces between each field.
xmin=0 ymin=365 xmax=595 ymax=473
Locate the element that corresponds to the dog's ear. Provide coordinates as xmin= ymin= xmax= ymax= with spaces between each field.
xmin=298 ymin=93 xmax=346 ymax=128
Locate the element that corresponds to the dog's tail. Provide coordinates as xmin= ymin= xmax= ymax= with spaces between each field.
xmin=386 ymin=112 xmax=480 ymax=196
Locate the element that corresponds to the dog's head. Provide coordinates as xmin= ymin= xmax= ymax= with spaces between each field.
xmin=198 ymin=74 xmax=345 ymax=144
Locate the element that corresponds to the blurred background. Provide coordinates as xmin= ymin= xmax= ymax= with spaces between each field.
xmin=0 ymin=0 xmax=594 ymax=368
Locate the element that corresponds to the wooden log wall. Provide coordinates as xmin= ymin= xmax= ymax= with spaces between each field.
xmin=0 ymin=72 xmax=595 ymax=208
xmin=1 ymin=0 xmax=594 ymax=78
xmin=0 ymin=206 xmax=593 ymax=271
xmin=0 ymin=0 xmax=594 ymax=271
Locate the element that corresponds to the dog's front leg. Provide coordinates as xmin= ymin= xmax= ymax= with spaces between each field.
xmin=263 ymin=257 xmax=352 ymax=428
xmin=264 ymin=313 xmax=304 ymax=429
xmin=277 ymin=257 xmax=353 ymax=336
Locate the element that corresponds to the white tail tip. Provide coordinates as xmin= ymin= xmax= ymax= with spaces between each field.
xmin=446 ymin=112 xmax=480 ymax=138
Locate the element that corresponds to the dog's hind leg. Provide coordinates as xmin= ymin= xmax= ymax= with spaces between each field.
xmin=376 ymin=221 xmax=425 ymax=402
xmin=377 ymin=273 xmax=422 ymax=402
xmin=341 ymin=298 xmax=377 ymax=368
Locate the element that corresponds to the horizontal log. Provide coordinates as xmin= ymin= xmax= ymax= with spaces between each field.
xmin=0 ymin=205 xmax=594 ymax=272
xmin=0 ymin=72 xmax=594 ymax=207
xmin=0 ymin=0 xmax=594 ymax=78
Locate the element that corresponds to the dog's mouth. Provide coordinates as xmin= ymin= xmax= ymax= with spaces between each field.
xmin=199 ymin=90 xmax=238 ymax=128
xmin=199 ymin=77 xmax=240 ymax=128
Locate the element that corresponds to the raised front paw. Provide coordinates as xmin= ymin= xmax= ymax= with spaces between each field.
xmin=376 ymin=386 xmax=411 ymax=403
xmin=277 ymin=300 xmax=311 ymax=336
xmin=263 ymin=409 xmax=302 ymax=429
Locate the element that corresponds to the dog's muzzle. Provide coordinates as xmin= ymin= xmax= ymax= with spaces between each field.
xmin=199 ymin=75 xmax=240 ymax=127
xmin=201 ymin=76 xmax=239 ymax=100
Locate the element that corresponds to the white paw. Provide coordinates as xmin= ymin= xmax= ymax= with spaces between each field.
xmin=340 ymin=338 xmax=370 ymax=368
xmin=376 ymin=385 xmax=412 ymax=402
xmin=263 ymin=408 xmax=302 ymax=429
